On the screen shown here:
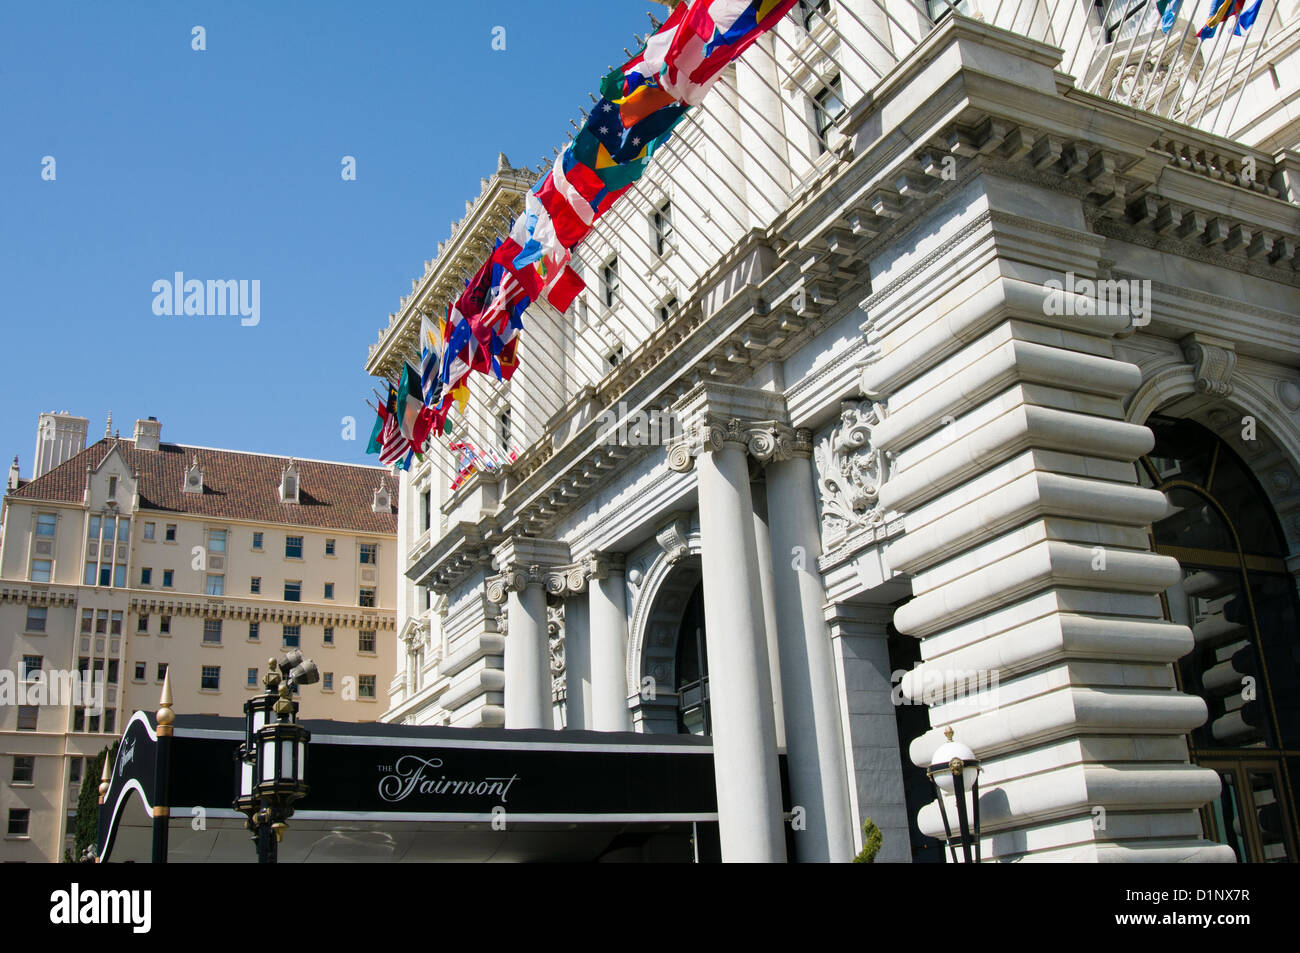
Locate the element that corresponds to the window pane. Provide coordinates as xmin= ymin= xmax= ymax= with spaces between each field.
xmin=30 ymin=560 xmax=51 ymax=583
xmin=26 ymin=607 xmax=47 ymax=632
xmin=206 ymin=574 xmax=225 ymax=596
xmin=207 ymin=529 xmax=227 ymax=553
xmin=35 ymin=514 xmax=56 ymax=536
xmin=113 ymin=564 xmax=126 ymax=588
xmin=284 ymin=582 xmax=301 ymax=602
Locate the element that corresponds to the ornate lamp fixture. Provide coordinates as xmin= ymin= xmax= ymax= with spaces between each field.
xmin=926 ymin=725 xmax=983 ymax=863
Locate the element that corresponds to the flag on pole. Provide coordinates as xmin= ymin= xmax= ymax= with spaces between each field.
xmin=1199 ymin=0 xmax=1263 ymax=37
xmin=1156 ymin=0 xmax=1183 ymax=32
xmin=377 ymin=386 xmax=413 ymax=467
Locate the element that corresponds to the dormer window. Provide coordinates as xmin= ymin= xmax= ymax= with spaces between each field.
xmin=280 ymin=459 xmax=300 ymax=503
xmin=184 ymin=455 xmax=204 ymax=494
xmin=372 ymin=477 xmax=391 ymax=514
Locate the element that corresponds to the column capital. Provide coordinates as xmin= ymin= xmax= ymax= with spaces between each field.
xmin=485 ymin=564 xmax=546 ymax=604
xmin=584 ymin=551 xmax=626 ymax=580
xmin=665 ymin=382 xmax=795 ymax=472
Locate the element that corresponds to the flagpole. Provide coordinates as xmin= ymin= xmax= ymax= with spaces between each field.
xmin=1183 ymin=26 xmax=1231 ymax=126
xmin=1197 ymin=17 xmax=1249 ymax=130
xmin=1105 ymin=1 xmax=1157 ymax=100
xmin=1151 ymin=2 xmax=1201 ymax=114
xmin=1222 ymin=0 xmax=1277 ymax=137
xmin=1125 ymin=4 xmax=1169 ymax=108
xmin=1068 ymin=0 xmax=1125 ymax=83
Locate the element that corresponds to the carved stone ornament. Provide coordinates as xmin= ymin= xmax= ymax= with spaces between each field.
xmin=813 ymin=400 xmax=888 ymax=550
xmin=485 ymin=564 xmax=540 ymax=604
xmin=548 ymin=605 xmax=565 ymax=679
xmin=655 ymin=514 xmax=692 ymax=565
xmin=666 ymin=417 xmax=798 ymax=472
xmin=1182 ymin=333 xmax=1237 ymax=398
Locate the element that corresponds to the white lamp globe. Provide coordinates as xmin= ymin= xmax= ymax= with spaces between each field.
xmin=930 ymin=726 xmax=978 ymax=795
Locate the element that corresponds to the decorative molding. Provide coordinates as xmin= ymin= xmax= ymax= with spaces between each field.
xmin=655 ymin=514 xmax=692 ymax=565
xmin=813 ymin=400 xmax=888 ymax=551
xmin=1181 ymin=333 xmax=1238 ymax=398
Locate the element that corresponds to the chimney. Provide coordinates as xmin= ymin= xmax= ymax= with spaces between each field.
xmin=7 ymin=456 xmax=19 ymax=492
xmin=134 ymin=416 xmax=161 ymax=451
xmin=33 ymin=411 xmax=89 ymax=479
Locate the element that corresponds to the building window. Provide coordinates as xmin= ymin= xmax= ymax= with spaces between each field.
xmin=156 ymin=662 xmax=168 ymax=682
xmin=498 ymin=410 xmax=511 ymax=454
xmin=203 ymin=619 xmax=222 ymax=644
xmin=137 ymin=614 xmax=148 ymax=633
xmin=359 ymin=675 xmax=376 ymax=699
xmin=160 ymin=615 xmax=171 ymax=635
xmin=110 ymin=611 xmax=122 ymax=635
xmin=247 ymin=667 xmax=258 ymax=688
xmin=113 ymin=564 xmax=126 ymax=588
xmin=653 ymin=200 xmax=674 ymax=255
xmin=249 ymin=621 xmax=260 ymax=641
xmin=359 ymin=543 xmax=377 ymax=565
xmin=659 ymin=296 xmax=678 ymax=324
xmin=282 ymin=625 xmax=300 ymax=648
xmin=141 ymin=567 xmax=152 ymax=586
xmin=11 ymin=757 xmax=35 ymax=785
xmin=323 ymin=672 xmax=334 ymax=691
xmin=252 ymin=531 xmax=263 ymax=551
xmin=800 ymin=0 xmax=830 ymax=30
xmin=30 ymin=559 xmax=51 ymax=583
xmin=80 ymin=609 xmax=92 ymax=634
xmin=325 ymin=538 xmax=336 ymax=556
xmin=104 ymin=710 xmax=115 ymax=734
xmin=165 ymin=524 xmax=176 ymax=542
xmin=106 ymin=660 xmax=118 ymax=684
xmin=813 ymin=75 xmax=845 ymax=153
xmin=420 ymin=490 xmax=431 ymax=532
xmin=285 ymin=536 xmax=303 ymax=559
xmin=323 ymin=626 xmax=334 ymax=645
xmin=205 ymin=574 xmax=225 ymax=596
xmin=22 ymin=656 xmax=42 ymax=680
xmin=602 ymin=256 xmax=620 ymax=308
xmin=144 ymin=521 xmax=155 ymax=540
xmin=133 ymin=662 xmax=146 ymax=681
xmin=359 ymin=587 xmax=376 ymax=608
xmin=88 ymin=713 xmax=100 ymax=733
xmin=73 ymin=708 xmax=85 ymax=732
xmin=200 ymin=666 xmax=220 ymax=691
xmin=207 ymin=528 xmax=227 ymax=555
xmin=359 ymin=630 xmax=376 ymax=653
xmin=284 ymin=581 xmax=302 ymax=602
xmin=606 ymin=345 xmax=625 ymax=369
xmin=69 ymin=758 xmax=82 ymax=784
xmin=17 ymin=707 xmax=38 ymax=731
xmin=162 ymin=569 xmax=174 ymax=588
xmin=250 ymin=576 xmax=261 ymax=594
xmin=7 ymin=809 xmax=30 ymax=837
xmin=324 ymin=582 xmax=334 ymax=600
xmin=36 ymin=513 xmax=56 ymax=536
xmin=25 ymin=607 xmax=47 ymax=633
xmin=95 ymin=610 xmax=108 ymax=634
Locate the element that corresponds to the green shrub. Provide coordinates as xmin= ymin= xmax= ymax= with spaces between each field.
xmin=852 ymin=817 xmax=883 ymax=863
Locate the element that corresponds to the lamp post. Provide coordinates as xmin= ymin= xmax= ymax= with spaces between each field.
xmin=233 ymin=650 xmax=318 ymax=863
xmin=926 ymin=725 xmax=982 ymax=863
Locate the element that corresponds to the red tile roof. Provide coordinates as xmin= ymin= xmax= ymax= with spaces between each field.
xmin=7 ymin=439 xmax=397 ymax=534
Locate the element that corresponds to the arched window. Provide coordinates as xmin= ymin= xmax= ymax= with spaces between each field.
xmin=675 ymin=582 xmax=710 ymax=735
xmin=1141 ymin=416 xmax=1300 ymax=862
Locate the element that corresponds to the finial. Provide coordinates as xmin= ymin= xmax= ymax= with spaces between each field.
xmin=105 ymin=412 xmax=113 ymax=438
xmin=497 ymin=151 xmax=510 ymax=172
xmin=944 ymin=726 xmax=954 ymax=742
xmin=98 ymin=750 xmax=112 ymax=801
xmin=156 ymin=669 xmax=175 ymax=736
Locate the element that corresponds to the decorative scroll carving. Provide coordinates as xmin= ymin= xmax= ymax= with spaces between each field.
xmin=1182 ymin=333 xmax=1237 ymax=398
xmin=484 ymin=565 xmax=537 ymax=604
xmin=655 ymin=515 xmax=692 ymax=565
xmin=548 ymin=605 xmax=565 ymax=680
xmin=813 ymin=400 xmax=888 ymax=550
xmin=666 ymin=418 xmax=801 ymax=471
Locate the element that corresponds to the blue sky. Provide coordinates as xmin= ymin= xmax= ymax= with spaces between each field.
xmin=1 ymin=0 xmax=663 ymax=473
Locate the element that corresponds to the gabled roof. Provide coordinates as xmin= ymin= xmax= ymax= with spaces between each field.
xmin=7 ymin=438 xmax=397 ymax=534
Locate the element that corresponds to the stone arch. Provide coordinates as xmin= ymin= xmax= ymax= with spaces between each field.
xmin=1127 ymin=362 xmax=1300 ymax=558
xmin=625 ymin=537 xmax=703 ymax=732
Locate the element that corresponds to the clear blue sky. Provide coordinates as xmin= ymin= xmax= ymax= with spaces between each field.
xmin=1 ymin=0 xmax=664 ymax=473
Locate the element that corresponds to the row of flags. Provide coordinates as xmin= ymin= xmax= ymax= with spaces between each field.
xmin=366 ymin=0 xmax=803 ymax=485
xmin=1156 ymin=0 xmax=1264 ymax=36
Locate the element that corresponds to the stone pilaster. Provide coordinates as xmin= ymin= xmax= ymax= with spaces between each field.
xmin=488 ymin=538 xmax=569 ymax=730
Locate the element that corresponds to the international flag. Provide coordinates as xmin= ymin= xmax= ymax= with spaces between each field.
xmin=1156 ymin=0 xmax=1183 ymax=32
xmin=396 ymin=362 xmax=430 ymax=446
xmin=1199 ymin=0 xmax=1263 ymax=37
xmin=377 ymin=386 xmax=413 ymax=467
xmin=419 ymin=314 xmax=442 ymax=398
xmin=654 ymin=0 xmax=799 ymax=105
xmin=441 ymin=254 xmax=495 ymax=386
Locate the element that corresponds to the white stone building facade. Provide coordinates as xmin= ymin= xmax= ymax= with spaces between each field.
xmin=367 ymin=3 xmax=1300 ymax=862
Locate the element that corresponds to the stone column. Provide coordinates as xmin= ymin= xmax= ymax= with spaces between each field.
xmin=488 ymin=567 xmax=550 ymax=729
xmin=588 ymin=553 xmax=632 ymax=733
xmin=766 ymin=431 xmax=855 ymax=863
xmin=735 ymin=31 xmax=790 ymax=228
xmin=490 ymin=538 xmax=570 ymax=731
xmin=751 ymin=485 xmax=786 ymax=750
xmin=562 ymin=588 xmax=591 ymax=731
xmin=670 ymin=411 xmax=787 ymax=863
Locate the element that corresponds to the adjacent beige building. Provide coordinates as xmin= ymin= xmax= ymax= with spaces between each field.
xmin=0 ymin=414 xmax=397 ymax=862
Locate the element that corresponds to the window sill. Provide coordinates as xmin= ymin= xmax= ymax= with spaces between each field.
xmin=4 ymin=835 xmax=32 ymax=842
xmin=358 ymin=651 xmax=378 ymax=658
xmin=201 ymin=641 xmax=223 ymax=648
xmin=198 ymin=688 xmax=221 ymax=695
xmin=9 ymin=782 xmax=35 ymax=790
xmin=22 ymin=630 xmax=47 ymax=637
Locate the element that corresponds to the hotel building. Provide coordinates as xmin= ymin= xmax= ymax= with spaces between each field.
xmin=0 ymin=413 xmax=397 ymax=862
xmin=362 ymin=0 xmax=1295 ymax=862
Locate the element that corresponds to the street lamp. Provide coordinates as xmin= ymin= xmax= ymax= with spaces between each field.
xmin=926 ymin=725 xmax=982 ymax=863
xmin=234 ymin=650 xmax=319 ymax=862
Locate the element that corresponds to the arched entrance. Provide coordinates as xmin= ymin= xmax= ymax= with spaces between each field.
xmin=1141 ymin=415 xmax=1300 ymax=862
xmin=675 ymin=581 xmax=709 ymax=735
